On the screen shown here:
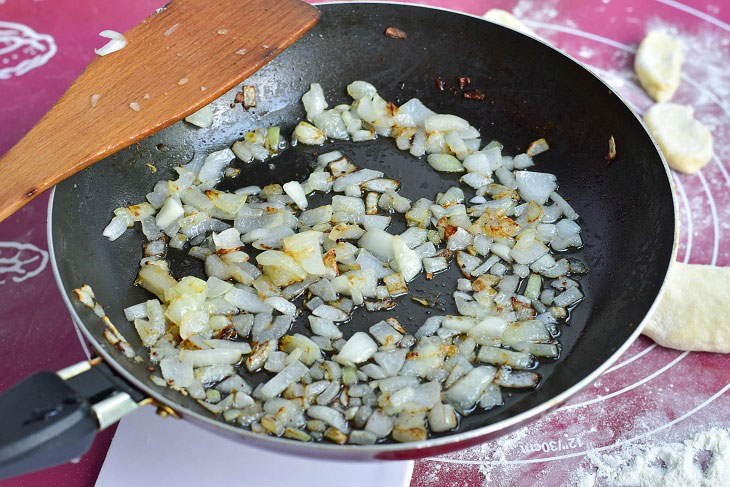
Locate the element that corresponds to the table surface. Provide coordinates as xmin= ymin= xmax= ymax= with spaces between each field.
xmin=1 ymin=0 xmax=728 ymax=486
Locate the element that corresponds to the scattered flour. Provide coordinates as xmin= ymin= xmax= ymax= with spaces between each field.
xmin=512 ymin=0 xmax=560 ymax=22
xmin=575 ymin=471 xmax=596 ymax=487
xmin=577 ymin=45 xmax=597 ymax=59
xmin=572 ymin=428 xmax=730 ymax=487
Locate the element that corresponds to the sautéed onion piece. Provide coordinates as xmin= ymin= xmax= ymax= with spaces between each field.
xmin=97 ymin=81 xmax=586 ymax=444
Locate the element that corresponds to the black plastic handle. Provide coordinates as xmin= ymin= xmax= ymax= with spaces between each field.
xmin=0 ymin=362 xmax=145 ymax=480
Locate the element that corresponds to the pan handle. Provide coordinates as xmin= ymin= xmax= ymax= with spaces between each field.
xmin=0 ymin=359 xmax=145 ymax=480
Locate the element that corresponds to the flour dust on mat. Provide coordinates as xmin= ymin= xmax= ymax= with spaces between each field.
xmin=512 ymin=0 xmax=561 ymax=23
xmin=571 ymin=428 xmax=730 ymax=487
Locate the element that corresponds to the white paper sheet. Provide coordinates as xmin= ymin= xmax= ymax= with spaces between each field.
xmin=96 ymin=407 xmax=414 ymax=487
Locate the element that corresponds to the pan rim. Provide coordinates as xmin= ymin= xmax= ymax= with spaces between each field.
xmin=47 ymin=0 xmax=679 ymax=456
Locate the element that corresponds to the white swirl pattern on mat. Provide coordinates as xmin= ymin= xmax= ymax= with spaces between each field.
xmin=0 ymin=241 xmax=49 ymax=284
xmin=0 ymin=21 xmax=57 ymax=79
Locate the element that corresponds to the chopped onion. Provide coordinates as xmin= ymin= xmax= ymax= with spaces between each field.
xmin=512 ymin=153 xmax=534 ymax=169
xmin=357 ymin=250 xmax=392 ymax=279
xmin=409 ymin=129 xmax=426 ymax=157
xmin=160 ymin=357 xmax=194 ymax=387
xmin=212 ymin=228 xmax=242 ymax=251
xmin=281 ymin=231 xmax=326 ymax=275
xmin=282 ymin=181 xmax=308 ymax=210
xmin=550 ymin=191 xmax=579 ymax=220
xmin=336 ymin=332 xmax=378 ymax=364
xmin=362 ymin=214 xmax=391 ymax=231
xmin=478 ymin=346 xmax=533 ymax=369
xmin=447 ymin=228 xmax=473 ymax=251
xmin=280 ymin=334 xmax=320 ymax=365
xmin=443 ymin=366 xmax=496 ymax=413
xmin=422 ymin=256 xmax=448 ymax=274
xmin=332 ymin=195 xmax=365 ymax=215
xmin=429 ymin=403 xmax=457 ymax=432
xmin=333 ymin=169 xmax=384 ymax=192
xmin=312 ymin=304 xmax=348 ymax=322
xmin=124 ymin=302 xmax=147 ymax=321
xmin=365 ymin=411 xmax=394 ymax=438
xmin=463 ymin=152 xmax=492 ymax=176
xmin=309 ymin=316 xmax=342 ymax=339
xmin=224 ymin=287 xmax=272 ymax=313
xmin=259 ymin=361 xmax=308 ymax=399
xmin=180 ymin=348 xmax=242 ymax=367
xmin=102 ymin=215 xmax=130 ymax=241
xmin=360 ymin=178 xmax=399 ymax=193
xmin=553 ymin=287 xmax=583 ymax=307
xmin=358 ymin=229 xmax=394 ymax=262
xmin=308 ymin=405 xmax=349 ymax=433
xmin=427 ymin=154 xmax=464 ymax=172
xmin=515 ymin=171 xmax=557 ymax=205
xmin=99 ymin=78 xmax=588 ymax=446
xmin=294 ymin=122 xmax=326 ymax=145
xmin=199 ymin=148 xmax=235 ymax=183
xmin=313 ymin=110 xmax=348 ymax=140
xmin=95 ymin=30 xmax=127 ymax=56
xmin=510 ymin=229 xmax=549 ymax=265
xmin=424 ymin=114 xmax=469 ymax=133
xmin=256 ymin=250 xmax=307 ymax=287
xmin=496 ymin=368 xmax=540 ymax=388
xmin=185 ymin=105 xmax=214 ymax=128
xmin=369 ymin=321 xmax=403 ymax=346
xmin=155 ymin=196 xmax=184 ymax=229
xmin=526 ymin=138 xmax=549 ymax=156
xmin=392 ymin=235 xmax=422 ymax=281
xmin=302 ymin=83 xmax=328 ymax=121
xmin=347 ymin=80 xmax=377 ymax=100
xmin=264 ymin=296 xmax=296 ymax=316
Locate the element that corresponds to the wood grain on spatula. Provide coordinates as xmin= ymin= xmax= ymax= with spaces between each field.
xmin=0 ymin=0 xmax=319 ymax=222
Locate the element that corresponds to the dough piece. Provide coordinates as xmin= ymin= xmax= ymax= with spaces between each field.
xmin=634 ymin=31 xmax=683 ymax=102
xmin=643 ymin=263 xmax=730 ymax=353
xmin=643 ymin=103 xmax=713 ymax=174
xmin=483 ymin=9 xmax=536 ymax=37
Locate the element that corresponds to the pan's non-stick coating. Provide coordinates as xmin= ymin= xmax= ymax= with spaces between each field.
xmin=51 ymin=4 xmax=674 ymax=457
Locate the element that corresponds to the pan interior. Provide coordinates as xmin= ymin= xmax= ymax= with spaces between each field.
xmin=50 ymin=4 xmax=675 ymax=448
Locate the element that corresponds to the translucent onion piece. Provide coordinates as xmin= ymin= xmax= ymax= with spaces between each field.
xmin=427 ymin=154 xmax=464 ymax=172
xmin=392 ymin=235 xmax=422 ymax=281
xmin=302 ymin=83 xmax=328 ymax=121
xmin=337 ymin=332 xmax=378 ymax=364
xmin=424 ymin=114 xmax=469 ymax=133
xmin=260 ymin=361 xmax=309 ymax=399
xmin=185 ymin=105 xmax=214 ymax=128
xmin=199 ymin=148 xmax=235 ymax=183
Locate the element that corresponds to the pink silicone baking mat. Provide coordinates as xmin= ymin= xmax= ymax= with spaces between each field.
xmin=0 ymin=1 xmax=728 ymax=486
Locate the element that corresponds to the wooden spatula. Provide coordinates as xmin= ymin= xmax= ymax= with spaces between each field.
xmin=0 ymin=0 xmax=319 ymax=222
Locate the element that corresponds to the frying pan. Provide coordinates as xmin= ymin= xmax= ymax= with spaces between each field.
xmin=0 ymin=2 xmax=677 ymax=479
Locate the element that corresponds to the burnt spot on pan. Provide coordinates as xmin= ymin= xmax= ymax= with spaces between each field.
xmin=384 ymin=26 xmax=407 ymax=39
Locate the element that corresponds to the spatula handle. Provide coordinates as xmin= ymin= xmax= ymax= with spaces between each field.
xmin=0 ymin=0 xmax=319 ymax=222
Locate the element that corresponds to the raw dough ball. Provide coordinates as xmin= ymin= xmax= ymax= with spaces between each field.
xmin=643 ymin=103 xmax=713 ymax=174
xmin=483 ymin=9 xmax=536 ymax=37
xmin=634 ymin=31 xmax=683 ymax=102
xmin=643 ymin=263 xmax=730 ymax=353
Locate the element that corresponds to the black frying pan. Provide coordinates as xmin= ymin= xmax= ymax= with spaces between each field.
xmin=0 ymin=2 xmax=676 ymax=478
